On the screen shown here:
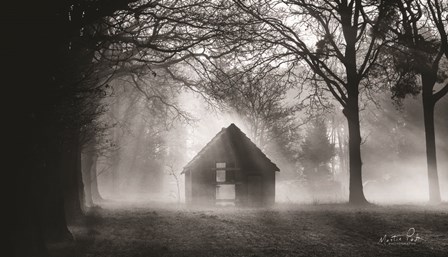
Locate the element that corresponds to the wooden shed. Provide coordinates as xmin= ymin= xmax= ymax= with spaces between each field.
xmin=182 ymin=123 xmax=279 ymax=206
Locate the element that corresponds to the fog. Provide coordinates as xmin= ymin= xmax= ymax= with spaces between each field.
xmin=90 ymin=78 xmax=447 ymax=207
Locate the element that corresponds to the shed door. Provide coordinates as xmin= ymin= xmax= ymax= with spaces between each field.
xmin=247 ymin=176 xmax=262 ymax=205
xmin=216 ymin=184 xmax=235 ymax=206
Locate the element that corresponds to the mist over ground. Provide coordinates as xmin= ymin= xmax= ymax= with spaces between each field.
xmin=95 ymin=87 xmax=448 ymax=205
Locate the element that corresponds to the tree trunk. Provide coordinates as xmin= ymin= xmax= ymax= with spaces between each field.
xmin=111 ymin=151 xmax=120 ymax=195
xmin=175 ymin=175 xmax=181 ymax=204
xmin=336 ymin=126 xmax=347 ymax=174
xmin=62 ymin=128 xmax=85 ymax=222
xmin=336 ymin=125 xmax=349 ymax=197
xmin=422 ymin=77 xmax=441 ymax=203
xmin=81 ymin=151 xmax=94 ymax=207
xmin=344 ymin=96 xmax=368 ymax=205
xmin=42 ymin=135 xmax=73 ymax=242
xmin=91 ymin=153 xmax=103 ymax=202
xmin=126 ymin=121 xmax=145 ymax=189
xmin=14 ymin=187 xmax=47 ymax=257
xmin=111 ymin=99 xmax=121 ymax=196
xmin=13 ymin=150 xmax=48 ymax=257
xmin=340 ymin=5 xmax=369 ymax=204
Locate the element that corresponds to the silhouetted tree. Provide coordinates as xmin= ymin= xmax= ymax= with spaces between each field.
xmin=383 ymin=0 xmax=448 ymax=203
xmin=230 ymin=0 xmax=397 ymax=204
xmin=9 ymin=1 xmax=146 ymax=255
xmin=213 ymin=67 xmax=299 ymax=149
xmin=9 ymin=1 xmax=245 ymax=255
xmin=301 ymin=118 xmax=336 ymax=186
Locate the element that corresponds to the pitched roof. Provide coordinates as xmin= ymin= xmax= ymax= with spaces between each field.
xmin=182 ymin=123 xmax=279 ymax=173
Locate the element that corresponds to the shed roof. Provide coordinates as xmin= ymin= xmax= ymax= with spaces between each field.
xmin=182 ymin=123 xmax=279 ymax=173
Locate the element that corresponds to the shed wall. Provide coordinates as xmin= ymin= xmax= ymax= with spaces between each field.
xmin=184 ymin=127 xmax=278 ymax=206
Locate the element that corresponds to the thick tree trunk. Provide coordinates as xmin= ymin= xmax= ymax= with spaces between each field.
xmin=11 ymin=21 xmax=74 ymax=255
xmin=14 ymin=190 xmax=47 ymax=257
xmin=14 ymin=118 xmax=73 ymax=255
xmin=62 ymin=128 xmax=85 ymax=222
xmin=42 ymin=135 xmax=73 ymax=242
xmin=14 ymin=153 xmax=48 ymax=257
xmin=422 ymin=79 xmax=441 ymax=203
xmin=344 ymin=96 xmax=368 ymax=205
xmin=340 ymin=5 xmax=369 ymax=204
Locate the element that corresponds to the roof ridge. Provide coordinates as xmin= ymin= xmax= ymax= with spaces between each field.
xmin=182 ymin=123 xmax=279 ymax=173
xmin=227 ymin=125 xmax=279 ymax=172
xmin=182 ymin=126 xmax=227 ymax=172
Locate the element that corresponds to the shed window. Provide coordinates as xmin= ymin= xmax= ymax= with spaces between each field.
xmin=216 ymin=162 xmax=226 ymax=168
xmin=216 ymin=162 xmax=226 ymax=182
xmin=216 ymin=170 xmax=226 ymax=182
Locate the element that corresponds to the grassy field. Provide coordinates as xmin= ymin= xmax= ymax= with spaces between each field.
xmin=48 ymin=201 xmax=448 ymax=257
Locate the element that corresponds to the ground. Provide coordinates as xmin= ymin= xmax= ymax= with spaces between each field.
xmin=49 ymin=201 xmax=448 ymax=257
